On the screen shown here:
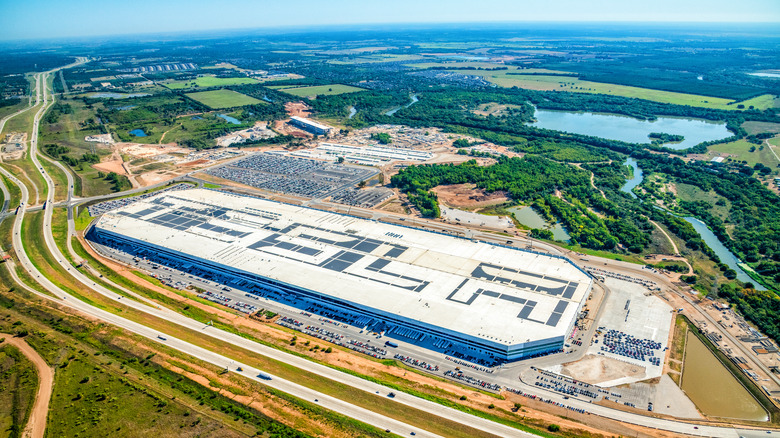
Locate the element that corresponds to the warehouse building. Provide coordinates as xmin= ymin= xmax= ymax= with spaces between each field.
xmin=290 ymin=116 xmax=332 ymax=136
xmin=90 ymin=189 xmax=592 ymax=362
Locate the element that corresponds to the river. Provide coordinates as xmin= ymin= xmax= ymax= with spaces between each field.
xmin=681 ymin=331 xmax=768 ymax=421
xmin=385 ymin=94 xmax=418 ymax=116
xmin=682 ymin=217 xmax=765 ymax=289
xmin=618 ymin=157 xmax=762 ymax=288
xmin=620 ymin=157 xmax=643 ymax=198
xmin=530 ymin=108 xmax=731 ymax=150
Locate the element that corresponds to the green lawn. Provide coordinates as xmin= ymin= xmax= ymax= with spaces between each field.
xmin=274 ymin=84 xmax=364 ymax=98
xmin=164 ymin=76 xmax=258 ymax=90
xmin=185 ymin=89 xmax=261 ymax=109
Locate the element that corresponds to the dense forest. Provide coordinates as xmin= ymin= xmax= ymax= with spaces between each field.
xmin=635 ymin=152 xmax=780 ymax=289
xmin=391 ymin=156 xmax=652 ymax=252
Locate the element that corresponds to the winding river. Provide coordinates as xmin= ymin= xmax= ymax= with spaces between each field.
xmin=620 ymin=157 xmax=643 ymax=198
xmin=385 ymin=94 xmax=419 ymax=116
xmin=618 ymin=158 xmax=763 ymax=288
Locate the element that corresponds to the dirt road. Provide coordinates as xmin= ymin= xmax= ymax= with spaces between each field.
xmin=1 ymin=335 xmax=53 ymax=438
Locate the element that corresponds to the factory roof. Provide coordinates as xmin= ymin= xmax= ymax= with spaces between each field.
xmin=95 ymin=189 xmax=592 ymax=347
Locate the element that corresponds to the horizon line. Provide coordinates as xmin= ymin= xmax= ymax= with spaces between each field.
xmin=3 ymin=19 xmax=780 ymax=44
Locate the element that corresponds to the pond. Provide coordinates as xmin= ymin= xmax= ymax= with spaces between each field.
xmin=348 ymin=106 xmax=357 ymax=119
xmin=530 ymin=108 xmax=731 ymax=150
xmin=681 ymin=330 xmax=767 ymax=421
xmin=620 ymin=157 xmax=643 ymax=198
xmin=682 ymin=217 xmax=765 ymax=290
xmin=90 ymin=92 xmax=149 ymax=99
xmin=506 ymin=205 xmax=571 ymax=242
xmin=385 ymin=94 xmax=419 ymax=116
xmin=128 ymin=128 xmax=147 ymax=137
xmin=217 ymin=114 xmax=241 ymax=125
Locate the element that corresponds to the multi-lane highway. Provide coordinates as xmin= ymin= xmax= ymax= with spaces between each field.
xmin=4 ymin=63 xmax=532 ymax=438
xmin=2 ymin=59 xmax=778 ymax=438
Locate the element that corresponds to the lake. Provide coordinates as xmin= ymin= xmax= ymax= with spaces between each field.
xmin=681 ymin=331 xmax=767 ymax=421
xmin=128 ymin=128 xmax=147 ymax=137
xmin=91 ymin=92 xmax=149 ymax=99
xmin=385 ymin=94 xmax=419 ymax=116
xmin=507 ymin=205 xmax=571 ymax=242
xmin=682 ymin=217 xmax=765 ymax=290
xmin=217 ymin=114 xmax=241 ymax=124
xmin=620 ymin=157 xmax=643 ymax=198
xmin=530 ymin=108 xmax=731 ymax=150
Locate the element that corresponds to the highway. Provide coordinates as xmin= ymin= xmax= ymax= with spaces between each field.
xmin=4 ymin=63 xmax=530 ymax=438
xmin=2 ymin=59 xmax=778 ymax=438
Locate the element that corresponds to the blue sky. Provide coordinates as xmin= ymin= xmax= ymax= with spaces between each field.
xmin=2 ymin=0 xmax=779 ymax=41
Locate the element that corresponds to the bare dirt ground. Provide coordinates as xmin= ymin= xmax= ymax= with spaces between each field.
xmin=181 ymin=158 xmax=209 ymax=167
xmin=273 ymin=119 xmax=312 ymax=139
xmin=284 ymin=101 xmax=312 ymax=118
xmin=424 ymin=152 xmax=496 ymax=166
xmin=1 ymin=335 xmax=54 ymax=438
xmin=378 ymin=197 xmax=410 ymax=215
xmin=562 ymin=354 xmax=647 ymax=385
xmin=93 ymin=150 xmax=128 ymax=176
xmin=135 ymin=171 xmax=173 ymax=186
xmin=432 ymin=184 xmax=510 ymax=209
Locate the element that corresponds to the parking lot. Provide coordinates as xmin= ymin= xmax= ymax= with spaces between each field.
xmin=584 ymin=277 xmax=673 ymax=385
xmin=329 ymin=187 xmax=393 ymax=208
xmin=87 ymin=183 xmax=194 ymax=216
xmin=205 ymin=153 xmax=378 ymax=199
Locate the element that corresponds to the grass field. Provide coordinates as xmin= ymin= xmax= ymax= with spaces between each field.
xmin=404 ymin=63 xmax=776 ymax=110
xmin=185 ymin=89 xmax=261 ymax=109
xmin=272 ymin=84 xmax=364 ymax=98
xmin=674 ymin=182 xmax=732 ymax=221
xmin=163 ymin=75 xmax=258 ymax=90
xmin=0 ymin=343 xmax=39 ymax=438
xmin=37 ymin=98 xmax=116 ymax=197
xmin=463 ymin=70 xmax=774 ymax=110
xmin=708 ymin=138 xmax=780 ymax=170
xmin=743 ymin=121 xmax=780 ymax=135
